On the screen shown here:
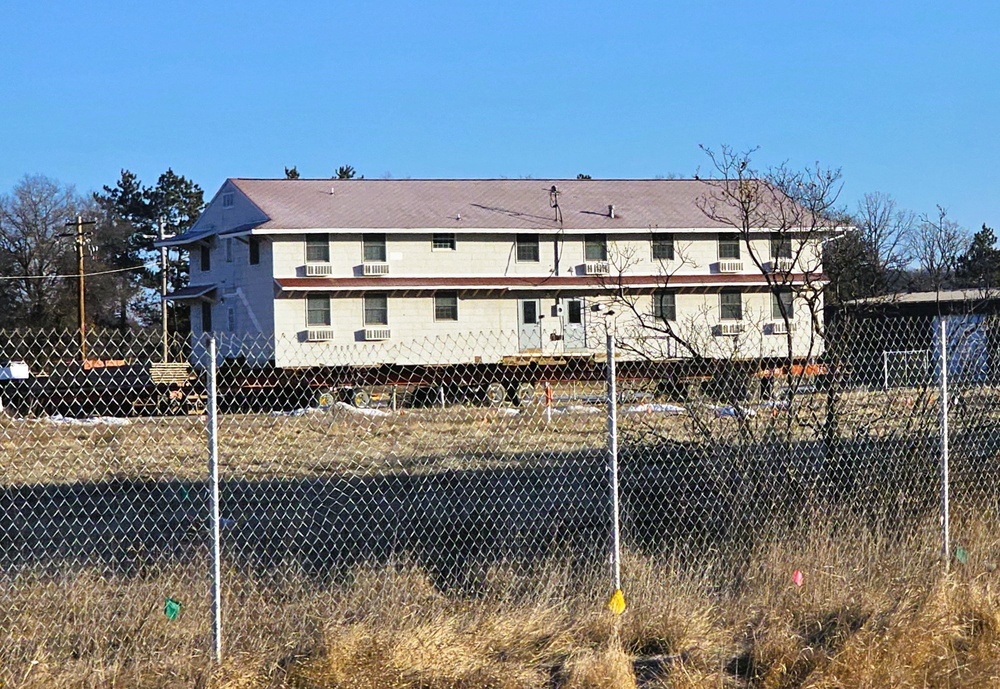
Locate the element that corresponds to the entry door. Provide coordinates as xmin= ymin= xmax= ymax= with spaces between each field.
xmin=562 ymin=298 xmax=587 ymax=349
xmin=518 ymin=299 xmax=542 ymax=351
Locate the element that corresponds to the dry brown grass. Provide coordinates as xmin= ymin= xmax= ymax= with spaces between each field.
xmin=7 ymin=517 xmax=1000 ymax=688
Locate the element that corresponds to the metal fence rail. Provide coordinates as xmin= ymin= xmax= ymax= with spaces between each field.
xmin=1 ymin=313 xmax=998 ymax=679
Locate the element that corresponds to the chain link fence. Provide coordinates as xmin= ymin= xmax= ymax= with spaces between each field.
xmin=2 ymin=314 xmax=998 ymax=681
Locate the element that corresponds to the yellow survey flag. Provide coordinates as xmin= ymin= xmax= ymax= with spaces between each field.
xmin=607 ymin=588 xmax=626 ymax=615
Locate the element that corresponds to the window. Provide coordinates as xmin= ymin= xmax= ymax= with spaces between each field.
xmin=720 ymin=290 xmax=743 ymax=320
xmin=718 ymin=235 xmax=741 ymax=260
xmin=567 ymin=299 xmax=583 ymax=325
xmin=200 ymin=245 xmax=211 ymax=272
xmin=306 ymin=234 xmax=330 ymax=263
xmin=363 ymin=234 xmax=387 ymax=262
xmin=364 ymin=293 xmax=388 ymax=326
xmin=226 ymin=238 xmax=233 ymax=263
xmin=585 ymin=234 xmax=607 ymax=261
xmin=201 ymin=302 xmax=213 ymax=331
xmin=516 ymin=234 xmax=540 ymax=262
xmin=771 ymin=233 xmax=792 ymax=259
xmin=652 ymin=234 xmax=674 ymax=261
xmin=306 ymin=296 xmax=331 ymax=327
xmin=521 ymin=300 xmax=538 ymax=325
xmin=434 ymin=292 xmax=459 ymax=321
xmin=432 ymin=233 xmax=456 ymax=250
xmin=249 ymin=238 xmax=260 ymax=265
xmin=653 ymin=292 xmax=676 ymax=322
xmin=772 ymin=290 xmax=794 ymax=319
xmin=227 ymin=306 xmax=236 ymax=331
xmin=222 ymin=192 xmax=234 ymax=208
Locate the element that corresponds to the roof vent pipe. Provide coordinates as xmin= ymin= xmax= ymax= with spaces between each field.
xmin=608 ymin=204 xmax=615 ymax=219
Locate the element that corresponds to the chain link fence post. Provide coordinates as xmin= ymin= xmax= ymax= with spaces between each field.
xmin=206 ymin=334 xmax=223 ymax=662
xmin=606 ymin=332 xmax=622 ymax=603
xmin=939 ymin=318 xmax=951 ymax=571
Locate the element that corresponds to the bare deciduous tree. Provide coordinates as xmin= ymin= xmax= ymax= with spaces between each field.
xmin=908 ymin=206 xmax=970 ymax=292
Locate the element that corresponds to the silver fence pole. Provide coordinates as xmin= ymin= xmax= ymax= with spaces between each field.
xmin=940 ymin=319 xmax=951 ymax=570
xmin=206 ymin=335 xmax=223 ymax=662
xmin=606 ymin=332 xmax=622 ymax=597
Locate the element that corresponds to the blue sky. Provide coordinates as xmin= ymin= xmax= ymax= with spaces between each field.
xmin=2 ymin=1 xmax=997 ymax=232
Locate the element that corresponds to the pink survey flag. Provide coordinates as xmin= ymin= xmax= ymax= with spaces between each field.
xmin=792 ymin=570 xmax=804 ymax=587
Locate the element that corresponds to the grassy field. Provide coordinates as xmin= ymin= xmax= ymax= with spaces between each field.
xmin=4 ymin=383 xmax=1000 ymax=686
xmin=5 ymin=513 xmax=1000 ymax=688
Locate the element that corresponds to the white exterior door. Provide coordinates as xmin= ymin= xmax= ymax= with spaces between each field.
xmin=562 ymin=298 xmax=587 ymax=350
xmin=518 ymin=299 xmax=542 ymax=351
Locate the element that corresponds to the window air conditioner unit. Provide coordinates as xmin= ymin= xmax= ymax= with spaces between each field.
xmin=306 ymin=328 xmax=335 ymax=342
xmin=362 ymin=262 xmax=390 ymax=276
xmin=717 ymin=260 xmax=743 ymax=273
xmin=771 ymin=258 xmax=795 ymax=272
xmin=584 ymin=260 xmax=610 ymax=275
xmin=717 ymin=322 xmax=745 ymax=336
xmin=364 ymin=327 xmax=391 ymax=341
xmin=305 ymin=263 xmax=334 ymax=277
xmin=770 ymin=321 xmax=797 ymax=335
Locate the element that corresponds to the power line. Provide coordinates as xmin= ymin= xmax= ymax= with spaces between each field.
xmin=0 ymin=264 xmax=147 ymax=281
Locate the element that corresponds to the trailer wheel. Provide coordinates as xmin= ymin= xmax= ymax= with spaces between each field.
xmin=514 ymin=382 xmax=536 ymax=406
xmin=484 ymin=382 xmax=506 ymax=406
xmin=351 ymin=387 xmax=372 ymax=408
xmin=313 ymin=387 xmax=336 ymax=408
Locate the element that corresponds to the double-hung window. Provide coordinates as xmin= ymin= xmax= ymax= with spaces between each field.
xmin=585 ymin=234 xmax=607 ymax=261
xmin=718 ymin=235 xmax=741 ymax=260
xmin=364 ymin=294 xmax=388 ymax=326
xmin=432 ymin=233 xmax=456 ymax=251
xmin=653 ymin=291 xmax=676 ymax=322
xmin=516 ymin=234 xmax=540 ymax=262
xmin=434 ymin=292 xmax=459 ymax=321
xmin=652 ymin=234 xmax=674 ymax=261
xmin=201 ymin=302 xmax=213 ymax=331
xmin=363 ymin=234 xmax=387 ymax=262
xmin=772 ymin=290 xmax=794 ymax=319
xmin=200 ymin=245 xmax=211 ymax=272
xmin=720 ymin=290 xmax=743 ymax=320
xmin=770 ymin=233 xmax=793 ymax=259
xmin=306 ymin=296 xmax=331 ymax=327
xmin=306 ymin=234 xmax=331 ymax=263
xmin=249 ymin=238 xmax=260 ymax=265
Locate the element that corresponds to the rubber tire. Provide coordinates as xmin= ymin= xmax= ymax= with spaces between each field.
xmin=314 ymin=387 xmax=335 ymax=408
xmin=352 ymin=388 xmax=372 ymax=408
xmin=514 ymin=382 xmax=536 ymax=406
xmin=484 ymin=382 xmax=507 ymax=406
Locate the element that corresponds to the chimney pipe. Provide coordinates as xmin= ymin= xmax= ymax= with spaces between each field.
xmin=608 ymin=204 xmax=615 ymax=219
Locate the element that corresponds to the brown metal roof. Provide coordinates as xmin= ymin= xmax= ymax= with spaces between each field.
xmin=230 ymin=178 xmax=764 ymax=231
xmin=275 ymin=274 xmax=817 ymax=292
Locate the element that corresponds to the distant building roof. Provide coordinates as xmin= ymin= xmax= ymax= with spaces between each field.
xmin=843 ymin=289 xmax=998 ymax=307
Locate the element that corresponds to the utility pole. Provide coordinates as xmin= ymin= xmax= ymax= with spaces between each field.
xmin=159 ymin=219 xmax=170 ymax=363
xmin=66 ymin=216 xmax=95 ymax=362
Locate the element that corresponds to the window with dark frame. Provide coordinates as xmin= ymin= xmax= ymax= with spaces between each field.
xmin=770 ymin=233 xmax=793 ymax=259
xmin=364 ymin=293 xmax=388 ymax=326
xmin=227 ymin=307 xmax=236 ymax=331
xmin=718 ymin=235 xmax=741 ymax=260
xmin=567 ymin=300 xmax=583 ymax=325
xmin=221 ymin=192 xmax=234 ymax=208
xmin=654 ymin=292 xmax=676 ymax=321
xmin=772 ymin=290 xmax=794 ymax=319
xmin=306 ymin=296 xmax=331 ymax=327
xmin=720 ymin=290 xmax=743 ymax=320
xmin=521 ymin=300 xmax=538 ymax=324
xmin=434 ymin=293 xmax=459 ymax=321
xmin=306 ymin=234 xmax=330 ymax=263
xmin=516 ymin=234 xmax=540 ymax=262
xmin=585 ymin=234 xmax=607 ymax=261
xmin=200 ymin=245 xmax=211 ymax=272
xmin=652 ymin=234 xmax=675 ymax=261
xmin=249 ymin=238 xmax=260 ymax=265
xmin=201 ymin=301 xmax=212 ymax=331
xmin=226 ymin=238 xmax=233 ymax=263
xmin=432 ymin=233 xmax=456 ymax=250
xmin=363 ymin=234 xmax=387 ymax=262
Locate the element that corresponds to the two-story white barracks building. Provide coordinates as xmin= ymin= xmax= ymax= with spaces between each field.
xmin=160 ymin=179 xmax=826 ymax=368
